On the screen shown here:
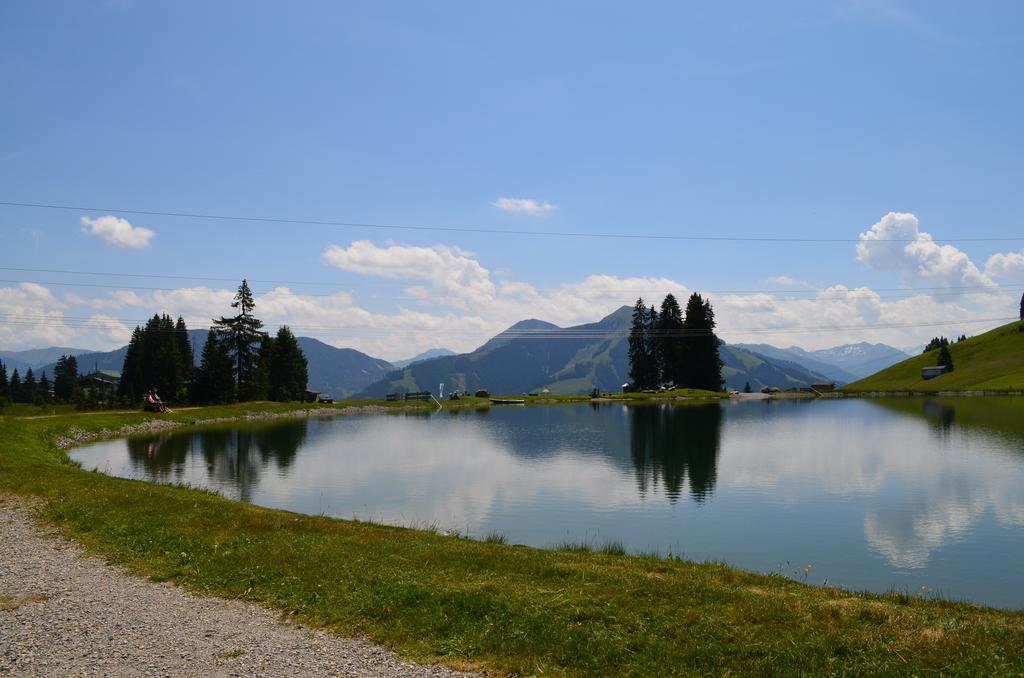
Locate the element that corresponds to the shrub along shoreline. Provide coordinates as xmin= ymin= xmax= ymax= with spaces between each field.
xmin=1 ymin=402 xmax=1023 ymax=675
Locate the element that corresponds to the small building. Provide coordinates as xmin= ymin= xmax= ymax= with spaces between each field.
xmin=80 ymin=371 xmax=120 ymax=400
xmin=304 ymin=389 xmax=320 ymax=403
xmin=922 ymin=366 xmax=949 ymax=380
xmin=811 ymin=381 xmax=836 ymax=393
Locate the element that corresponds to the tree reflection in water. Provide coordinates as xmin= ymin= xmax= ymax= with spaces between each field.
xmin=629 ymin=403 xmax=722 ymax=502
xmin=126 ymin=420 xmax=309 ymax=503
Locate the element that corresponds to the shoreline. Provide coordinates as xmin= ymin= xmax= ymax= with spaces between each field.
xmin=3 ymin=402 xmax=1023 ymax=674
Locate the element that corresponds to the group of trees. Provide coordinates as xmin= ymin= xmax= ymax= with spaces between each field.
xmin=922 ymin=336 xmax=955 ymax=372
xmin=627 ymin=293 xmax=724 ymax=391
xmin=120 ymin=315 xmax=193 ymax=402
xmin=0 ymin=354 xmax=82 ymax=408
xmin=125 ymin=280 xmax=309 ymax=405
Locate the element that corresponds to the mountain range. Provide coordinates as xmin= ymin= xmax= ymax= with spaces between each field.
xmin=2 ymin=311 xmax=912 ymax=398
xmin=356 ymin=306 xmax=841 ymax=397
xmin=732 ymin=342 xmax=910 ymax=381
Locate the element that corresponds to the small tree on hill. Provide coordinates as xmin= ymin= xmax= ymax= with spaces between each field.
xmin=923 ymin=337 xmax=949 ymax=353
xmin=938 ymin=345 xmax=954 ymax=372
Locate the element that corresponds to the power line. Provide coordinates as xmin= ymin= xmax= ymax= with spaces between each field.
xmin=3 ymin=200 xmax=1023 ymax=243
xmin=1 ymin=267 xmax=1021 ymax=298
xmin=0 ymin=312 xmax=1012 ymax=336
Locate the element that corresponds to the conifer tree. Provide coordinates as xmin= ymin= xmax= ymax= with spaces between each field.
xmin=268 ymin=326 xmax=308 ymax=401
xmin=628 ymin=298 xmax=652 ymax=389
xmin=21 ymin=368 xmax=37 ymax=404
xmin=655 ymin=294 xmax=684 ymax=386
xmin=53 ymin=355 xmax=81 ymax=402
xmin=0 ymin=361 xmax=8 ymax=407
xmin=38 ymin=371 xmax=51 ymax=404
xmin=213 ymin=280 xmax=266 ymax=400
xmin=192 ymin=331 xmax=235 ymax=404
xmin=175 ymin=316 xmax=193 ymax=395
xmin=9 ymin=369 xmax=22 ymax=404
xmin=119 ymin=326 xmax=145 ymax=401
xmin=681 ymin=293 xmax=724 ymax=391
xmin=938 ymin=344 xmax=954 ymax=372
xmin=743 ymin=381 xmax=752 ymax=393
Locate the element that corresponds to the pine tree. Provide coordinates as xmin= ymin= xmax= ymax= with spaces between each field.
xmin=53 ymin=355 xmax=81 ymax=402
xmin=743 ymin=381 xmax=752 ymax=393
xmin=9 ymin=369 xmax=22 ymax=404
xmin=680 ymin=293 xmax=724 ymax=391
xmin=119 ymin=326 xmax=144 ymax=402
xmin=655 ymin=294 xmax=684 ymax=386
xmin=213 ymin=280 xmax=266 ymax=400
xmin=0 ymin=361 xmax=8 ymax=407
xmin=628 ymin=298 xmax=652 ymax=389
xmin=38 ymin=371 xmax=51 ymax=404
xmin=192 ymin=331 xmax=235 ymax=404
xmin=938 ymin=344 xmax=954 ymax=372
xmin=269 ymin=326 xmax=308 ymax=401
xmin=175 ymin=316 xmax=193 ymax=398
xmin=21 ymin=368 xmax=37 ymax=404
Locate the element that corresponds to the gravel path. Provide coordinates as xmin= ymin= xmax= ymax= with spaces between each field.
xmin=0 ymin=495 xmax=481 ymax=677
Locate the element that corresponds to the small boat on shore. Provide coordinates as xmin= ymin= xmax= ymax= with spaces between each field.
xmin=489 ymin=398 xmax=526 ymax=405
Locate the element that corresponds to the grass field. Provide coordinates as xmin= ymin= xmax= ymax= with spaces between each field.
xmin=2 ymin=402 xmax=1023 ymax=675
xmin=843 ymin=321 xmax=1024 ymax=393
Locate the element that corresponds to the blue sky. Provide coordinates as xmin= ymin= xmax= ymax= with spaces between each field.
xmin=2 ymin=1 xmax=1023 ymax=358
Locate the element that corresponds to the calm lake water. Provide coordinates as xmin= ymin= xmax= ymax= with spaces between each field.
xmin=72 ymin=398 xmax=1024 ymax=609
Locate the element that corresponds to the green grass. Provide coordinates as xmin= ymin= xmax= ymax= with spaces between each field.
xmin=844 ymin=321 xmax=1024 ymax=393
xmin=2 ymin=403 xmax=1023 ymax=675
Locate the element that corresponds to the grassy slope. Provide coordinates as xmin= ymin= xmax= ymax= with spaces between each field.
xmin=844 ymin=321 xmax=1024 ymax=393
xmin=1 ymin=403 xmax=1022 ymax=675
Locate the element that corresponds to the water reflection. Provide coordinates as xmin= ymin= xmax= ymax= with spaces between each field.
xmin=73 ymin=399 xmax=1024 ymax=608
xmin=126 ymin=420 xmax=308 ymax=502
xmin=629 ymin=404 xmax=721 ymax=502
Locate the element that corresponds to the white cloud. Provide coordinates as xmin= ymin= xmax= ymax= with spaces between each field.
xmin=81 ymin=215 xmax=155 ymax=249
xmin=0 ymin=283 xmax=69 ymax=349
xmin=491 ymin=197 xmax=555 ymax=217
xmin=856 ymin=212 xmax=995 ymax=289
xmin=985 ymin=250 xmax=1024 ymax=283
xmin=323 ymin=241 xmax=496 ymax=309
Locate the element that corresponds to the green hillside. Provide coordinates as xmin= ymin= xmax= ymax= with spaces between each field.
xmin=843 ymin=321 xmax=1024 ymax=393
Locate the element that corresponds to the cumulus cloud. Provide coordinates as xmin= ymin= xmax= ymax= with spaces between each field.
xmin=0 ymin=283 xmax=69 ymax=349
xmin=81 ymin=215 xmax=155 ymax=249
xmin=492 ymin=197 xmax=555 ymax=217
xmin=856 ymin=212 xmax=995 ymax=289
xmin=323 ymin=241 xmax=496 ymax=309
xmin=985 ymin=250 xmax=1024 ymax=283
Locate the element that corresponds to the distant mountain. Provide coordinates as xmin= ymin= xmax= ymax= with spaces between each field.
xmin=356 ymin=306 xmax=839 ymax=397
xmin=391 ymin=348 xmax=456 ymax=369
xmin=35 ymin=329 xmax=393 ymax=399
xmin=732 ymin=343 xmax=860 ymax=384
xmin=0 ymin=346 xmax=97 ymax=374
xmin=795 ymin=343 xmax=910 ymax=379
xmin=732 ymin=342 xmax=909 ymax=382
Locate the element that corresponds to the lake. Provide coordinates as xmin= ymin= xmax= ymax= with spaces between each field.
xmin=72 ymin=398 xmax=1024 ymax=609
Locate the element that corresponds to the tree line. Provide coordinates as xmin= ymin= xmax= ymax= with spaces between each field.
xmin=627 ymin=293 xmax=723 ymax=391
xmin=0 ymin=280 xmax=310 ymax=411
xmin=127 ymin=280 xmax=310 ymax=405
